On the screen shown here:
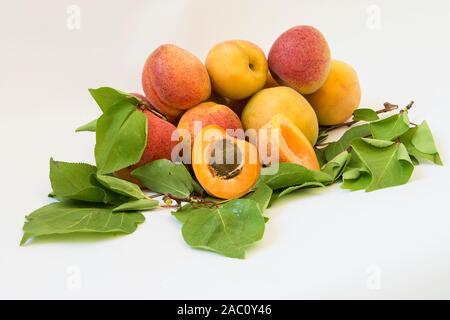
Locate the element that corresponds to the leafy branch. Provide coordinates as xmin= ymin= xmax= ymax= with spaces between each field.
xmin=317 ymin=101 xmax=415 ymax=148
xmin=321 ymin=101 xmax=413 ymax=133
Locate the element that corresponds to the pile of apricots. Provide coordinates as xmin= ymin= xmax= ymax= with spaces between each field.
xmin=117 ymin=25 xmax=362 ymax=200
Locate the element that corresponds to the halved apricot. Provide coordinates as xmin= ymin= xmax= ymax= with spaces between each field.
xmin=259 ymin=114 xmax=320 ymax=170
xmin=192 ymin=125 xmax=261 ymax=200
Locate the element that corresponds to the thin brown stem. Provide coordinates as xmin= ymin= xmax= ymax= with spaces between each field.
xmin=321 ymin=102 xmax=400 ymax=133
xmin=138 ymin=102 xmax=169 ymax=121
xmin=163 ymin=194 xmax=220 ymax=209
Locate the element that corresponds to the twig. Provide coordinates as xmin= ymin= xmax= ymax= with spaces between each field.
xmin=316 ymin=134 xmax=372 ymax=149
xmin=163 ymin=194 xmax=220 ymax=209
xmin=137 ymin=102 xmax=169 ymax=121
xmin=321 ymin=102 xmax=400 ymax=132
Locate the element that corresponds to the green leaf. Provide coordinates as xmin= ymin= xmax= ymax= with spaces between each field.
xmin=89 ymin=87 xmax=140 ymax=113
xmin=76 ymin=119 xmax=97 ymax=132
xmin=256 ymin=163 xmax=332 ymax=190
xmin=412 ymin=122 xmax=439 ymax=154
xmin=172 ymin=203 xmax=195 ymax=224
xmin=21 ymin=202 xmax=145 ymax=245
xmin=95 ymin=174 xmax=146 ymax=200
xmin=400 ymin=122 xmax=442 ymax=165
xmin=132 ymin=160 xmax=194 ymax=198
xmin=342 ymin=167 xmax=372 ymax=191
xmin=315 ymin=147 xmax=326 ymax=167
xmin=95 ymin=103 xmax=148 ymax=174
xmin=353 ymin=108 xmax=379 ymax=122
xmin=347 ymin=138 xmax=414 ymax=192
xmin=277 ymin=182 xmax=325 ymax=199
xmin=177 ymin=199 xmax=265 ymax=259
xmin=113 ymin=199 xmax=159 ymax=212
xmin=361 ymin=138 xmax=394 ymax=148
xmin=342 ymin=150 xmax=372 ymax=191
xmin=245 ymin=184 xmax=273 ymax=211
xmin=323 ymin=124 xmax=371 ymax=162
xmin=321 ymin=151 xmax=352 ymax=181
xmin=370 ymin=112 xmax=410 ymax=141
xmin=49 ymin=159 xmax=113 ymax=203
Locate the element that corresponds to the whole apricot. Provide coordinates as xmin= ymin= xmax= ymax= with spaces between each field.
xmin=142 ymin=44 xmax=211 ymax=123
xmin=268 ymin=25 xmax=331 ymax=95
xmin=241 ymin=86 xmax=319 ymax=145
xmin=206 ymin=40 xmax=268 ymax=100
xmin=305 ymin=60 xmax=361 ymax=126
xmin=177 ymin=102 xmax=242 ymax=145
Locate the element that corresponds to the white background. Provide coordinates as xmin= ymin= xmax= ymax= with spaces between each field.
xmin=1 ymin=0 xmax=450 ymax=299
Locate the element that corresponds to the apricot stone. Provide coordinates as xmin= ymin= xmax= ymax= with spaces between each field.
xmin=177 ymin=102 xmax=242 ymax=145
xmin=268 ymin=25 xmax=331 ymax=95
xmin=241 ymin=86 xmax=319 ymax=145
xmin=142 ymin=44 xmax=211 ymax=123
xmin=305 ymin=60 xmax=361 ymax=126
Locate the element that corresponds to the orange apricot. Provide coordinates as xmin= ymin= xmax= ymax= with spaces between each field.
xmin=192 ymin=125 xmax=261 ymax=200
xmin=259 ymin=114 xmax=320 ymax=170
xmin=142 ymin=44 xmax=211 ymax=123
xmin=177 ymin=102 xmax=242 ymax=146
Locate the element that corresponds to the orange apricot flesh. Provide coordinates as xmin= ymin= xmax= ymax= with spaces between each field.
xmin=192 ymin=125 xmax=261 ymax=200
xmin=259 ymin=114 xmax=320 ymax=170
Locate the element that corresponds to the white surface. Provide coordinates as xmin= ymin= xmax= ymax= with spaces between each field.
xmin=1 ymin=0 xmax=450 ymax=299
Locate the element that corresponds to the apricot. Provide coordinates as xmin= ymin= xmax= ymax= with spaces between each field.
xmin=268 ymin=25 xmax=331 ymax=95
xmin=177 ymin=102 xmax=242 ymax=145
xmin=115 ymin=107 xmax=177 ymax=186
xmin=305 ymin=60 xmax=361 ymax=126
xmin=142 ymin=44 xmax=211 ymax=123
xmin=192 ymin=125 xmax=261 ymax=200
xmin=241 ymin=86 xmax=319 ymax=145
xmin=259 ymin=114 xmax=320 ymax=170
xmin=206 ymin=40 xmax=268 ymax=100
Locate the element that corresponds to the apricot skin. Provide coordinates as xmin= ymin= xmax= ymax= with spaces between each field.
xmin=177 ymin=102 xmax=242 ymax=144
xmin=142 ymin=44 xmax=211 ymax=123
xmin=305 ymin=60 xmax=361 ymax=126
xmin=115 ymin=109 xmax=177 ymax=185
xmin=241 ymin=86 xmax=319 ymax=145
xmin=268 ymin=25 xmax=331 ymax=95
xmin=206 ymin=40 xmax=268 ymax=100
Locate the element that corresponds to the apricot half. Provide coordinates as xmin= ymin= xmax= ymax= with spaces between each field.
xmin=259 ymin=114 xmax=320 ymax=171
xmin=192 ymin=125 xmax=261 ymax=200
